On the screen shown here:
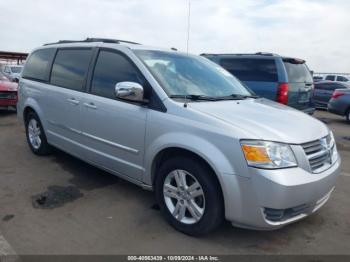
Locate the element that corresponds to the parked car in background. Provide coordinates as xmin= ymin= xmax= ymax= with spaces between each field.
xmin=328 ymin=89 xmax=350 ymax=123
xmin=0 ymin=72 xmax=18 ymax=111
xmin=17 ymin=38 xmax=340 ymax=235
xmin=313 ymin=76 xmax=323 ymax=82
xmin=2 ymin=64 xmax=23 ymax=82
xmin=319 ymin=74 xmax=350 ymax=82
xmin=201 ymin=52 xmax=315 ymax=114
xmin=313 ymin=81 xmax=350 ymax=109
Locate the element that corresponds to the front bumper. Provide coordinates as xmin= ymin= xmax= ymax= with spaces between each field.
xmin=0 ymin=98 xmax=17 ymax=107
xmin=221 ymin=158 xmax=341 ymax=230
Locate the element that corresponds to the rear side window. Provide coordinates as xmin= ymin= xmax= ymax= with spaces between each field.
xmin=325 ymin=75 xmax=335 ymax=81
xmin=219 ymin=58 xmax=278 ymax=82
xmin=91 ymin=50 xmax=145 ymax=99
xmin=22 ymin=49 xmax=56 ymax=81
xmin=50 ymin=49 xmax=92 ymax=91
xmin=283 ymin=61 xmax=313 ymax=83
xmin=337 ymin=76 xmax=349 ymax=82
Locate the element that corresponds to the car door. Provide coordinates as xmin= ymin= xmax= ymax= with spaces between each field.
xmin=45 ymin=48 xmax=93 ymax=157
xmin=80 ymin=48 xmax=148 ymax=181
xmin=322 ymin=83 xmax=341 ymax=105
xmin=313 ymin=83 xmax=326 ymax=107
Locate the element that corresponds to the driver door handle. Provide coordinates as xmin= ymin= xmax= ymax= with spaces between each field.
xmin=67 ymin=98 xmax=80 ymax=105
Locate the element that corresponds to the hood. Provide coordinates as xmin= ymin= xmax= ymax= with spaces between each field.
xmin=189 ymin=98 xmax=328 ymax=144
xmin=0 ymin=81 xmax=18 ymax=91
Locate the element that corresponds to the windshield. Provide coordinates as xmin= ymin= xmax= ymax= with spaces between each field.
xmin=10 ymin=66 xmax=22 ymax=73
xmin=134 ymin=50 xmax=252 ymax=98
xmin=0 ymin=72 xmax=8 ymax=81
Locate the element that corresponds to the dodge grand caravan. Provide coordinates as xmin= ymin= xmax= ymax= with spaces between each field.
xmin=18 ymin=38 xmax=340 ymax=236
xmin=201 ymin=53 xmax=315 ymax=115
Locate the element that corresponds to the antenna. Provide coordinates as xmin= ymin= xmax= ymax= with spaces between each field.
xmin=186 ymin=0 xmax=191 ymax=54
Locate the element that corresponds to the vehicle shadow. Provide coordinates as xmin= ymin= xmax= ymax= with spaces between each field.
xmin=49 ymin=148 xmax=122 ymax=191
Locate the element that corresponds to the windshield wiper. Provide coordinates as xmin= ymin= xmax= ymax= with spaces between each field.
xmin=169 ymin=94 xmax=259 ymax=102
xmin=169 ymin=94 xmax=220 ymax=101
xmin=215 ymin=94 xmax=260 ymax=100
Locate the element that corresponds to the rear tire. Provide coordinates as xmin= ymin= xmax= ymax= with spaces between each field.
xmin=25 ymin=111 xmax=51 ymax=155
xmin=155 ymin=156 xmax=224 ymax=236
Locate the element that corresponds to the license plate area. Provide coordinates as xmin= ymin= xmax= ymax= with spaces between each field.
xmin=298 ymin=92 xmax=311 ymax=103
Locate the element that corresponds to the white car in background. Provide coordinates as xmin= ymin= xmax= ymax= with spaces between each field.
xmin=322 ymin=74 xmax=350 ymax=82
xmin=2 ymin=64 xmax=23 ymax=82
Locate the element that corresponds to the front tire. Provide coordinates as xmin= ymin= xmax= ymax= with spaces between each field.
xmin=25 ymin=112 xmax=51 ymax=155
xmin=155 ymin=156 xmax=224 ymax=236
xmin=346 ymin=108 xmax=350 ymax=123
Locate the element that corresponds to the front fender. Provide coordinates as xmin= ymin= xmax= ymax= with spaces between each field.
xmin=143 ymin=132 xmax=236 ymax=185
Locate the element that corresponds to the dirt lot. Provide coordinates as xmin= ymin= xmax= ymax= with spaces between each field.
xmin=0 ymin=109 xmax=350 ymax=255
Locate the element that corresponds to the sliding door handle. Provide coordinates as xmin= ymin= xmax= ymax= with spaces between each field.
xmin=84 ymin=102 xmax=97 ymax=109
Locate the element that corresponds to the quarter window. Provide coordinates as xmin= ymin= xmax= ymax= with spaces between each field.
xmin=219 ymin=58 xmax=278 ymax=82
xmin=337 ymin=76 xmax=349 ymax=82
xmin=91 ymin=50 xmax=144 ymax=99
xmin=22 ymin=48 xmax=56 ymax=81
xmin=50 ymin=49 xmax=92 ymax=91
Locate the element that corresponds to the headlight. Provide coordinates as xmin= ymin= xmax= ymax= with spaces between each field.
xmin=241 ymin=140 xmax=297 ymax=169
xmin=329 ymin=131 xmax=338 ymax=163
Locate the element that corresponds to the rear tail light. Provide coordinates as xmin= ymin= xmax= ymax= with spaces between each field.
xmin=277 ymin=83 xmax=289 ymax=104
xmin=332 ymin=91 xmax=345 ymax=99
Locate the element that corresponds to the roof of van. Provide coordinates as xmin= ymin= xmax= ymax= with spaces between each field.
xmin=201 ymin=52 xmax=305 ymax=63
xmin=201 ymin=52 xmax=279 ymax=57
xmin=41 ymin=38 xmax=178 ymax=53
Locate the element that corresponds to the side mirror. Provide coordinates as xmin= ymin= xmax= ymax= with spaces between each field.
xmin=115 ymin=82 xmax=146 ymax=103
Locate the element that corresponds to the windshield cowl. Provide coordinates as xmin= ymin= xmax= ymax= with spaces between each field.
xmin=169 ymin=94 xmax=259 ymax=102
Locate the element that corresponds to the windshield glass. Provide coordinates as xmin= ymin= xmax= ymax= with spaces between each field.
xmin=0 ymin=72 xmax=8 ymax=80
xmin=134 ymin=50 xmax=252 ymax=98
xmin=10 ymin=66 xmax=22 ymax=73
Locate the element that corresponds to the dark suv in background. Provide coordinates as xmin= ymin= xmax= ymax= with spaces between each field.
xmin=201 ymin=52 xmax=315 ymax=114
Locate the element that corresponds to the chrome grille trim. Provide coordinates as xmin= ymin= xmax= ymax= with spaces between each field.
xmin=301 ymin=134 xmax=334 ymax=173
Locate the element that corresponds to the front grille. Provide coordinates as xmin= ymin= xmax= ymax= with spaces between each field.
xmin=0 ymin=91 xmax=17 ymax=100
xmin=264 ymin=204 xmax=309 ymax=222
xmin=302 ymin=135 xmax=334 ymax=173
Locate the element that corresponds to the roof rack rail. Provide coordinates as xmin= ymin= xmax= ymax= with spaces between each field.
xmin=43 ymin=38 xmax=141 ymax=46
xmin=200 ymin=52 xmax=277 ymax=56
xmin=255 ymin=52 xmax=275 ymax=56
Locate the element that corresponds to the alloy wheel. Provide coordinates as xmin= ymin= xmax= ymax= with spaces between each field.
xmin=163 ymin=169 xmax=205 ymax=224
xmin=28 ymin=118 xmax=42 ymax=150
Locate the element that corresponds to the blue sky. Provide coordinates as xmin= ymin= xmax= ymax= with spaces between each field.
xmin=0 ymin=0 xmax=349 ymax=72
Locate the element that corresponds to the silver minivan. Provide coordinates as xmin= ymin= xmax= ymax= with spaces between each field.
xmin=17 ymin=38 xmax=341 ymax=236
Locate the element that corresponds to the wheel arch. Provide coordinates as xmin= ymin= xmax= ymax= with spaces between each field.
xmin=22 ymin=98 xmax=45 ymax=126
xmin=150 ymin=146 xmax=226 ymax=214
xmin=144 ymin=134 xmax=236 ymax=187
